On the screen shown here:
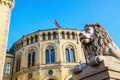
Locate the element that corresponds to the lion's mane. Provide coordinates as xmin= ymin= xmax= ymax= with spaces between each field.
xmin=82 ymin=23 xmax=119 ymax=63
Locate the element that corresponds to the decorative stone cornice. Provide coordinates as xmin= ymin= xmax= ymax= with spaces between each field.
xmin=13 ymin=64 xmax=40 ymax=77
xmin=0 ymin=0 xmax=15 ymax=10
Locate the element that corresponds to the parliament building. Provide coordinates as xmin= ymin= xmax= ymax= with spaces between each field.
xmin=3 ymin=28 xmax=85 ymax=80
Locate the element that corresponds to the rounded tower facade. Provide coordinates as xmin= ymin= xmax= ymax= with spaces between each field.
xmin=0 ymin=0 xmax=14 ymax=79
xmin=10 ymin=28 xmax=85 ymax=80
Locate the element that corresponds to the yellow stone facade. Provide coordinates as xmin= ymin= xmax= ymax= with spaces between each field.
xmin=3 ymin=52 xmax=14 ymax=80
xmin=0 ymin=0 xmax=14 ymax=80
xmin=4 ymin=28 xmax=85 ymax=80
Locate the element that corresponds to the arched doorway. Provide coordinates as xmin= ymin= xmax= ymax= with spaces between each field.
xmin=48 ymin=78 xmax=56 ymax=80
xmin=43 ymin=76 xmax=58 ymax=80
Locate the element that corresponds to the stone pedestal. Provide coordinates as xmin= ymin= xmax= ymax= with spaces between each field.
xmin=73 ymin=61 xmax=120 ymax=80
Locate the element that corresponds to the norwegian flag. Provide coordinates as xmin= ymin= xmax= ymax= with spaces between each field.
xmin=53 ymin=19 xmax=61 ymax=28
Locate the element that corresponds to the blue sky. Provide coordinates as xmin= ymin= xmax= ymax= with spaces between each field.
xmin=8 ymin=0 xmax=120 ymax=50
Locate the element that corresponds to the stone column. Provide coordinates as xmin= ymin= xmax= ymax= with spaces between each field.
xmin=0 ymin=0 xmax=14 ymax=79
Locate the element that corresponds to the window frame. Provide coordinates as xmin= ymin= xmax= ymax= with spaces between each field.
xmin=5 ymin=63 xmax=11 ymax=74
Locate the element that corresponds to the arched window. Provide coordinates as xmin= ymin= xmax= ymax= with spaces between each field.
xmin=16 ymin=44 xmax=18 ymax=51
xmin=65 ymin=45 xmax=75 ymax=62
xmin=43 ymin=33 xmax=46 ymax=40
xmin=45 ymin=45 xmax=55 ymax=64
xmin=53 ymin=32 xmax=57 ymax=39
xmin=35 ymin=35 xmax=38 ymax=42
xmin=18 ymin=43 xmax=20 ymax=49
xmin=31 ymin=37 xmax=33 ymax=43
xmin=61 ymin=32 xmax=65 ymax=39
xmin=27 ymin=38 xmax=29 ymax=45
xmin=48 ymin=32 xmax=51 ymax=40
xmin=21 ymin=41 xmax=23 ymax=48
xmin=16 ymin=55 xmax=21 ymax=72
xmin=28 ymin=49 xmax=36 ymax=67
xmin=72 ymin=32 xmax=75 ymax=39
xmin=67 ymin=32 xmax=70 ymax=39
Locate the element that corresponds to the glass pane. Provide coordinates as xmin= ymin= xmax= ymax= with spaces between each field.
xmin=70 ymin=49 xmax=75 ymax=62
xmin=46 ymin=50 xmax=50 ymax=63
xmin=16 ymin=59 xmax=18 ymax=72
xmin=66 ymin=49 xmax=70 ymax=62
xmin=18 ymin=56 xmax=21 ymax=71
xmin=51 ymin=49 xmax=55 ymax=63
xmin=32 ymin=52 xmax=36 ymax=66
xmin=5 ymin=64 xmax=11 ymax=74
xmin=28 ymin=54 xmax=31 ymax=67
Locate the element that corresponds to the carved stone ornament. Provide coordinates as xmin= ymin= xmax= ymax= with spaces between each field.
xmin=73 ymin=23 xmax=120 ymax=74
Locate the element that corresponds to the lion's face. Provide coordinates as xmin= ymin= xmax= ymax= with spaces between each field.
xmin=80 ymin=26 xmax=94 ymax=44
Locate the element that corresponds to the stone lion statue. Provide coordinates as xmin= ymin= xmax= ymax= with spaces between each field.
xmin=73 ymin=23 xmax=120 ymax=74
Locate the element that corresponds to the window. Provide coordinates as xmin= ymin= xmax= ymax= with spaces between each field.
xmin=46 ymin=50 xmax=49 ymax=64
xmin=28 ymin=54 xmax=31 ymax=67
xmin=35 ymin=35 xmax=38 ymax=42
xmin=70 ymin=49 xmax=75 ymax=62
xmin=61 ymin=32 xmax=65 ymax=39
xmin=18 ymin=44 xmax=20 ymax=49
xmin=48 ymin=70 xmax=53 ymax=75
xmin=21 ymin=41 xmax=23 ymax=48
xmin=32 ymin=52 xmax=35 ymax=66
xmin=53 ymin=32 xmax=57 ymax=39
xmin=51 ymin=49 xmax=55 ymax=63
xmin=67 ymin=32 xmax=70 ymax=39
xmin=16 ymin=55 xmax=21 ymax=72
xmin=28 ymin=49 xmax=36 ymax=67
xmin=72 ymin=32 xmax=75 ymax=39
xmin=45 ymin=45 xmax=55 ymax=64
xmin=16 ymin=44 xmax=18 ymax=51
xmin=43 ymin=33 xmax=46 ymax=40
xmin=16 ymin=59 xmax=18 ymax=72
xmin=66 ymin=49 xmax=70 ymax=62
xmin=27 ymin=38 xmax=29 ymax=45
xmin=65 ymin=45 xmax=75 ymax=62
xmin=5 ymin=64 xmax=11 ymax=74
xmin=31 ymin=37 xmax=33 ymax=43
xmin=48 ymin=32 xmax=51 ymax=40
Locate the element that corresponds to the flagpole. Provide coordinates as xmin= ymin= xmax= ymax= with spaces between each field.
xmin=53 ymin=19 xmax=55 ymax=28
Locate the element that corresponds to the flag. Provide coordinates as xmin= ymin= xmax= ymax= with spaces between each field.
xmin=53 ymin=19 xmax=61 ymax=28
